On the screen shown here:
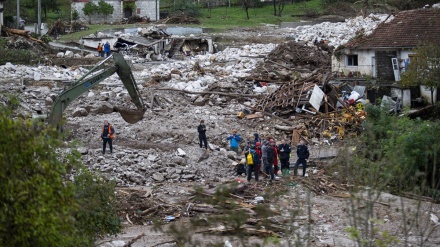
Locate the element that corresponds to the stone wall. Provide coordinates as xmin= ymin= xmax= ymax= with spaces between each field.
xmin=375 ymin=50 xmax=397 ymax=82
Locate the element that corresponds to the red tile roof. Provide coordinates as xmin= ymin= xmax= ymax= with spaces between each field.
xmin=344 ymin=8 xmax=440 ymax=49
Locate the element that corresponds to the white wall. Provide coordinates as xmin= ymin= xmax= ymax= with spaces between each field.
xmin=390 ymin=87 xmax=411 ymax=107
xmin=331 ymin=49 xmax=375 ymax=76
xmin=136 ymin=0 xmax=159 ymax=21
xmin=420 ymin=85 xmax=438 ymax=104
xmin=72 ymin=0 xmax=159 ymax=24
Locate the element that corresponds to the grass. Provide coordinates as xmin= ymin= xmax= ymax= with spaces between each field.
xmin=57 ymin=0 xmax=323 ymax=42
xmin=199 ymin=0 xmax=323 ymax=29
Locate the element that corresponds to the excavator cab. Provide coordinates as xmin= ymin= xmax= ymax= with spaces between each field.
xmin=48 ymin=53 xmax=146 ymax=126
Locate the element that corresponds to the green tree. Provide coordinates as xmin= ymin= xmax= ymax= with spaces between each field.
xmin=401 ymin=43 xmax=440 ymax=105
xmin=98 ymin=0 xmax=114 ymax=23
xmin=83 ymin=1 xmax=99 ymax=24
xmin=0 ymin=97 xmax=121 ymax=246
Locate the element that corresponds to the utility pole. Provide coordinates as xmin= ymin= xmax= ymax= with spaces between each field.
xmin=37 ymin=0 xmax=41 ymax=35
xmin=16 ymin=0 xmax=20 ymax=29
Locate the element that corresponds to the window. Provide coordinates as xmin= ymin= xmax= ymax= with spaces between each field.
xmin=347 ymin=55 xmax=358 ymax=66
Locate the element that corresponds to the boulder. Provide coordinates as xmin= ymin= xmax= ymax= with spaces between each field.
xmin=152 ymin=173 xmax=165 ymax=182
xmin=193 ymin=96 xmax=206 ymax=106
xmin=77 ymin=147 xmax=88 ymax=155
xmin=64 ymin=50 xmax=74 ymax=58
xmin=72 ymin=107 xmax=89 ymax=117
xmin=91 ymin=102 xmax=114 ymax=114
xmin=56 ymin=52 xmax=64 ymax=58
xmin=176 ymin=148 xmax=186 ymax=157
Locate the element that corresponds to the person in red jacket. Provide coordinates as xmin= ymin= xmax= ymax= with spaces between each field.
xmin=271 ymin=139 xmax=279 ymax=176
xmin=255 ymin=142 xmax=262 ymax=173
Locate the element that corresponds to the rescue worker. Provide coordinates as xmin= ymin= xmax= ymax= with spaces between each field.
xmin=278 ymin=139 xmax=291 ymax=176
xmin=272 ymin=139 xmax=279 ymax=176
xmin=247 ymin=145 xmax=259 ymax=182
xmin=197 ymin=120 xmax=208 ymax=149
xmin=265 ymin=140 xmax=275 ymax=182
xmin=255 ymin=142 xmax=262 ymax=174
xmin=97 ymin=43 xmax=103 ymax=57
xmin=104 ymin=41 xmax=111 ymax=57
xmin=101 ymin=120 xmax=115 ymax=154
xmin=294 ymin=139 xmax=310 ymax=177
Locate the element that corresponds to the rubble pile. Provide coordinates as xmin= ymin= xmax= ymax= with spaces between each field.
xmin=281 ymin=13 xmax=394 ymax=48
xmin=122 ymin=15 xmax=150 ymax=24
xmin=248 ymin=40 xmax=331 ymax=82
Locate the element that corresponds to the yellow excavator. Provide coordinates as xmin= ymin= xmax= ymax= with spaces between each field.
xmin=48 ymin=53 xmax=146 ymax=125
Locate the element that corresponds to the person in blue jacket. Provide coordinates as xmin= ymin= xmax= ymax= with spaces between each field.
xmin=226 ymin=129 xmax=241 ymax=154
xmin=104 ymin=41 xmax=111 ymax=57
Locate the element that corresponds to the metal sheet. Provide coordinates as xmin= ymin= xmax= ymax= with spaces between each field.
xmin=309 ymin=85 xmax=325 ymax=111
xmin=353 ymin=85 xmax=366 ymax=97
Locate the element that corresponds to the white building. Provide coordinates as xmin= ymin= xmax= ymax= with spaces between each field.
xmin=332 ymin=8 xmax=440 ymax=105
xmin=71 ymin=0 xmax=160 ymax=24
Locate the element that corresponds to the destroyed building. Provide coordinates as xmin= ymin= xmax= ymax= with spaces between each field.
xmin=331 ymin=8 xmax=440 ymax=105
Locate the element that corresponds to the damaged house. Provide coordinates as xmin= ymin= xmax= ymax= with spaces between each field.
xmin=71 ymin=0 xmax=160 ymax=24
xmin=331 ymin=7 xmax=440 ymax=106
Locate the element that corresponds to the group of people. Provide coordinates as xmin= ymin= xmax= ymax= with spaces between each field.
xmin=234 ymin=131 xmax=309 ymax=183
xmin=97 ymin=42 xmax=111 ymax=58
xmin=102 ymin=119 xmax=309 ymax=184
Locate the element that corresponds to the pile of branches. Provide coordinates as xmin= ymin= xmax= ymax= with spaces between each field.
xmin=47 ymin=19 xmax=66 ymax=36
xmin=122 ymin=15 xmax=150 ymax=24
xmin=161 ymin=12 xmax=200 ymax=24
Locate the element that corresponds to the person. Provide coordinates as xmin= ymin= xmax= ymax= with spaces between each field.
xmin=294 ymin=140 xmax=310 ymax=177
xmin=101 ymin=120 xmax=115 ymax=154
xmin=265 ymin=140 xmax=275 ymax=182
xmin=272 ymin=139 xmax=279 ymax=176
xmin=247 ymin=145 xmax=259 ymax=182
xmin=104 ymin=41 xmax=111 ymax=57
xmin=255 ymin=142 xmax=262 ymax=174
xmin=278 ymin=139 xmax=292 ymax=176
xmin=226 ymin=129 xmax=241 ymax=154
xmin=197 ymin=120 xmax=208 ymax=149
xmin=253 ymin=133 xmax=261 ymax=145
xmin=97 ymin=43 xmax=102 ymax=57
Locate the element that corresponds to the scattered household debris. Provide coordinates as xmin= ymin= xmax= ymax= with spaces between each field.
xmin=121 ymin=15 xmax=150 ymax=24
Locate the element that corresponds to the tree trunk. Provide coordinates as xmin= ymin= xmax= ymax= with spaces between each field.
xmin=273 ymin=0 xmax=277 ymax=16
xmin=431 ymin=87 xmax=434 ymax=105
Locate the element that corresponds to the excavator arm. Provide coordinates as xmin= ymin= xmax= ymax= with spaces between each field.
xmin=48 ymin=53 xmax=145 ymax=125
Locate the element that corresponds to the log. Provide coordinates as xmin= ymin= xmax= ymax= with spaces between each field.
xmin=274 ymin=125 xmax=296 ymax=131
xmin=191 ymin=206 xmax=222 ymax=213
xmin=155 ymin=87 xmax=262 ymax=98
xmin=123 ymin=233 xmax=145 ymax=247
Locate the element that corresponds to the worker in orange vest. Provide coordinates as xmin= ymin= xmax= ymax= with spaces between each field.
xmin=97 ymin=43 xmax=103 ymax=57
xmin=101 ymin=120 xmax=115 ymax=154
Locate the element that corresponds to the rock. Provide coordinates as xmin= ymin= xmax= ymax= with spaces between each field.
xmin=87 ymin=91 xmax=95 ymax=97
xmin=176 ymin=148 xmax=186 ymax=157
xmin=85 ymin=54 xmax=95 ymax=58
xmin=173 ymin=156 xmax=186 ymax=165
xmin=65 ymin=50 xmax=73 ymax=58
xmin=193 ymin=96 xmax=206 ymax=106
xmin=91 ymin=102 xmax=114 ymax=114
xmin=33 ymin=72 xmax=41 ymax=81
xmin=73 ymin=53 xmax=82 ymax=58
xmin=152 ymin=173 xmax=165 ymax=182
xmin=72 ymin=107 xmax=89 ymax=117
xmin=182 ymin=174 xmax=195 ymax=180
xmin=77 ymin=147 xmax=88 ymax=155
xmin=45 ymin=96 xmax=53 ymax=105
xmin=56 ymin=52 xmax=64 ymax=58
xmin=113 ymin=87 xmax=124 ymax=93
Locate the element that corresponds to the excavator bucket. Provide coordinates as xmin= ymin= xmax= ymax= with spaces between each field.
xmin=117 ymin=107 xmax=145 ymax=124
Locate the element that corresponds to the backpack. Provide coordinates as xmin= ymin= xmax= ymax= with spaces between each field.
xmin=247 ymin=152 xmax=254 ymax=165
